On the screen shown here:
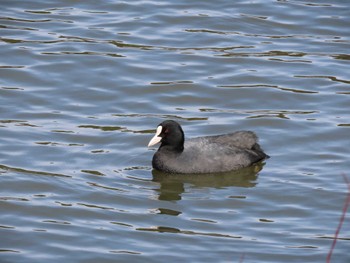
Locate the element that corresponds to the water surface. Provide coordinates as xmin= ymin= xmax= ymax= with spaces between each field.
xmin=1 ymin=0 xmax=349 ymax=262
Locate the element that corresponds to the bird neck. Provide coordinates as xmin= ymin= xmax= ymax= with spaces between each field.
xmin=159 ymin=143 xmax=184 ymax=154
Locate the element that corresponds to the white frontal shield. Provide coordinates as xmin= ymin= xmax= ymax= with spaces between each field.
xmin=148 ymin=126 xmax=163 ymax=147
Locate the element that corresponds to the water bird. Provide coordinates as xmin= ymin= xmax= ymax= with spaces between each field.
xmin=148 ymin=120 xmax=268 ymax=174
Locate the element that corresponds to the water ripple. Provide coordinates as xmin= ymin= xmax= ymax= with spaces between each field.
xmin=1 ymin=0 xmax=350 ymax=262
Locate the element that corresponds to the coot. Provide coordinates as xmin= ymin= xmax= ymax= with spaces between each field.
xmin=148 ymin=120 xmax=268 ymax=174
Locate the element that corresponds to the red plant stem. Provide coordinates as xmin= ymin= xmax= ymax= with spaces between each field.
xmin=326 ymin=174 xmax=350 ymax=263
xmin=239 ymin=253 xmax=245 ymax=263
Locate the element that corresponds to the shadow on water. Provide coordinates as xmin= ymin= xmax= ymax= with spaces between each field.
xmin=0 ymin=164 xmax=71 ymax=178
xmin=152 ymin=162 xmax=265 ymax=201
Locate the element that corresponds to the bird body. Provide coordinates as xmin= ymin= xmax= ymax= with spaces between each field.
xmin=148 ymin=120 xmax=268 ymax=174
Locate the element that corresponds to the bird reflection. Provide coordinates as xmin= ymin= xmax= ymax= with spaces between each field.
xmin=152 ymin=162 xmax=265 ymax=201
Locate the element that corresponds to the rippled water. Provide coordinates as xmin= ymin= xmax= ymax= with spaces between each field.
xmin=1 ymin=0 xmax=349 ymax=262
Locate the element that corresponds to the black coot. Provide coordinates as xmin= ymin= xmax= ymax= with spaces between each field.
xmin=148 ymin=120 xmax=268 ymax=174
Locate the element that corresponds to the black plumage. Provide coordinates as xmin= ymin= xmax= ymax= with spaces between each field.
xmin=148 ymin=120 xmax=268 ymax=174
